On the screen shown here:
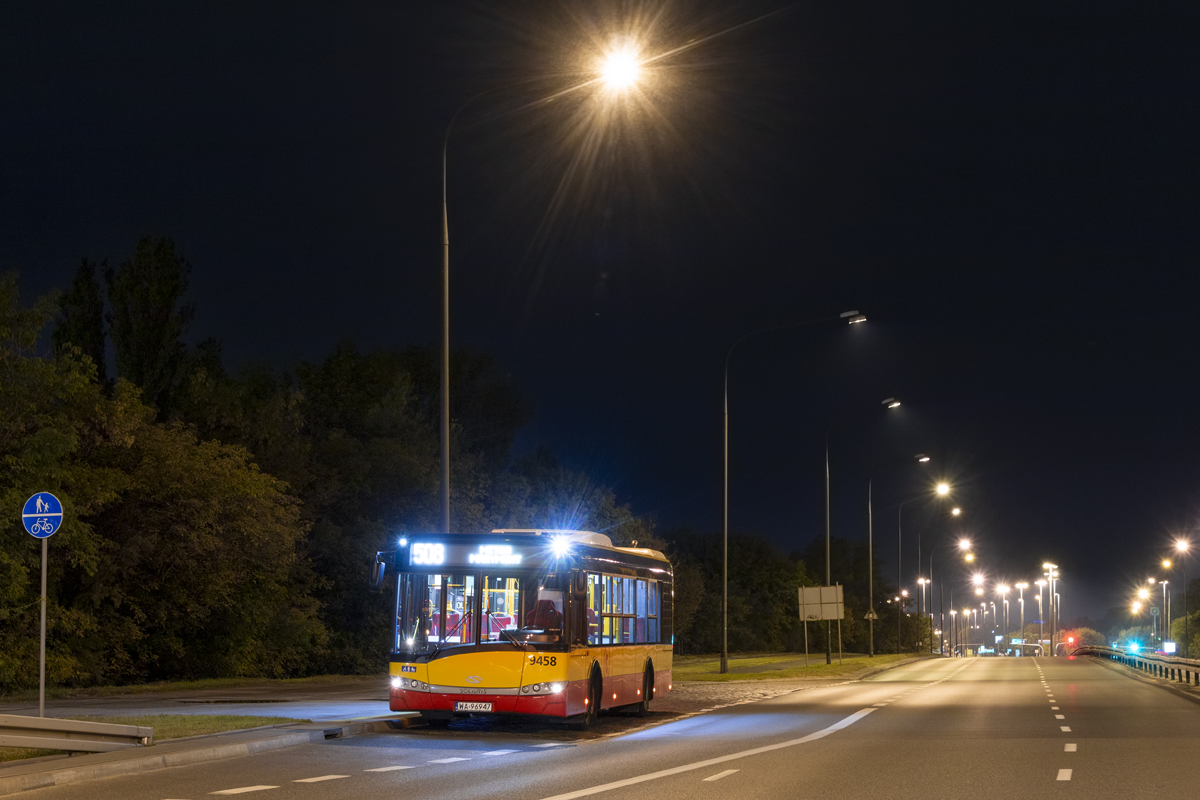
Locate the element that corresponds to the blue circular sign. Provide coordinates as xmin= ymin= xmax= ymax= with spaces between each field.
xmin=21 ymin=492 xmax=63 ymax=539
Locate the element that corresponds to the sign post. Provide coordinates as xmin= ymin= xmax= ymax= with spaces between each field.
xmin=21 ymin=492 xmax=63 ymax=718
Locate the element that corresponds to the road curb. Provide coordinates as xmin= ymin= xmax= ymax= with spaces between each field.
xmin=0 ymin=716 xmax=418 ymax=796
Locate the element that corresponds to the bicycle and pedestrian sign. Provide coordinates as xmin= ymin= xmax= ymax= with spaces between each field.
xmin=22 ymin=492 xmax=62 ymax=538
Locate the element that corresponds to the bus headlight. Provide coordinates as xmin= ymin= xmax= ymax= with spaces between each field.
xmin=390 ymin=677 xmax=402 ymax=689
xmin=550 ymin=683 xmax=564 ymax=693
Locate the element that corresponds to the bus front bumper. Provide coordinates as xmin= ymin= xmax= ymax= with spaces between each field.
xmin=389 ymin=683 xmax=586 ymax=717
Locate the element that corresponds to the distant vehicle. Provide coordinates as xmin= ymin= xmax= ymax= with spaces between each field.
xmin=370 ymin=529 xmax=673 ymax=730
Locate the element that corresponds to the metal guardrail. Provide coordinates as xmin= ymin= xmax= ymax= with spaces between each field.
xmin=1073 ymin=644 xmax=1200 ymax=686
xmin=0 ymin=714 xmax=152 ymax=753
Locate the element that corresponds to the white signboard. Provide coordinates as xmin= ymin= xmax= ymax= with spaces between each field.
xmin=799 ymin=585 xmax=844 ymax=621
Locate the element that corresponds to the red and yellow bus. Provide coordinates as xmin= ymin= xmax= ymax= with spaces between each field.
xmin=370 ymin=529 xmax=673 ymax=729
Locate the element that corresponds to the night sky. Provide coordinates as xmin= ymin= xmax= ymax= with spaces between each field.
xmin=6 ymin=2 xmax=1198 ymax=623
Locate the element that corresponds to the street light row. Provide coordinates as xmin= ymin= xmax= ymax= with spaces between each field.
xmin=1128 ymin=538 xmax=1191 ymax=655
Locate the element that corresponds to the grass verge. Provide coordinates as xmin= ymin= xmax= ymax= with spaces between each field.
xmin=1 ymin=714 xmax=308 ymax=764
xmin=0 ymin=674 xmax=384 ymax=704
xmin=673 ymin=652 xmax=926 ymax=681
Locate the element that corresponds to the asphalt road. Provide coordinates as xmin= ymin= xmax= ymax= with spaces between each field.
xmin=17 ymin=656 xmax=1200 ymax=800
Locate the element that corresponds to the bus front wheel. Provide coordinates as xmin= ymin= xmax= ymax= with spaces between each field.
xmin=570 ymin=669 xmax=602 ymax=731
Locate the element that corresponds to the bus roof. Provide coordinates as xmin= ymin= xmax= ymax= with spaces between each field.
xmin=490 ymin=529 xmax=669 ymax=563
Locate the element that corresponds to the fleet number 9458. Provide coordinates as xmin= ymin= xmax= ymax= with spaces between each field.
xmin=528 ymin=655 xmax=558 ymax=666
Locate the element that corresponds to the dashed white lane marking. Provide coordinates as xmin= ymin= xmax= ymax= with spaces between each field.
xmin=1065 ymin=744 xmax=1077 ymax=752
xmin=1055 ymin=714 xmax=1065 ymax=719
xmin=702 ymin=770 xmax=739 ymax=782
xmin=536 ymin=708 xmax=878 ymax=800
xmin=1060 ymin=726 xmax=1072 ymax=732
xmin=294 ymin=776 xmax=348 ymax=783
xmin=481 ymin=749 xmax=519 ymax=755
xmin=1052 ymin=706 xmax=1060 ymax=710
xmin=365 ymin=766 xmax=415 ymax=772
xmin=534 ymin=743 xmax=573 ymax=748
xmin=210 ymin=788 xmax=278 ymax=796
xmin=1057 ymin=769 xmax=1073 ymax=781
xmin=429 ymin=757 xmax=470 ymax=764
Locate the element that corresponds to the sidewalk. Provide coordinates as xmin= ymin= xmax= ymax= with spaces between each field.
xmin=0 ymin=714 xmax=417 ymax=796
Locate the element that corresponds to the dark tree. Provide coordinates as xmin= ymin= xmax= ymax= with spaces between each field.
xmin=105 ymin=237 xmax=194 ymax=415
xmin=53 ymin=259 xmax=107 ymax=382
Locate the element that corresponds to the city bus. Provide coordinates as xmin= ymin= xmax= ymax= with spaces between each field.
xmin=369 ymin=529 xmax=673 ymax=729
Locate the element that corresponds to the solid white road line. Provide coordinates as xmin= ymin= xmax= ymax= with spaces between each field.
xmin=294 ymin=776 xmax=348 ymax=783
xmin=1057 ymin=769 xmax=1073 ymax=781
xmin=429 ymin=757 xmax=470 ymax=763
xmin=365 ymin=766 xmax=415 ymax=772
xmin=702 ymin=770 xmax=739 ymax=782
xmin=537 ymin=708 xmax=877 ymax=800
xmin=481 ymin=750 xmax=519 ymax=755
xmin=534 ymin=743 xmax=573 ymax=748
xmin=1065 ymin=744 xmax=1077 ymax=752
xmin=210 ymin=788 xmax=279 ymax=796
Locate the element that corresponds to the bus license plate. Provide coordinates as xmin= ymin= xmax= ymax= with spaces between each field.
xmin=454 ymin=701 xmax=492 ymax=712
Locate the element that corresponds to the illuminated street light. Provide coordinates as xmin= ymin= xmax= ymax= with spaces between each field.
xmin=1138 ymin=588 xmax=1150 ymax=600
xmin=917 ymin=455 xmax=931 ymax=463
xmin=936 ymin=483 xmax=950 ymax=496
xmin=1163 ymin=560 xmax=1172 ymax=569
xmin=600 ymin=44 xmax=641 ymax=90
xmin=972 ymin=574 xmax=985 ymax=586
xmin=951 ymin=507 xmax=962 ymax=516
xmin=959 ymin=538 xmax=971 ymax=550
xmin=883 ymin=398 xmax=902 ymax=409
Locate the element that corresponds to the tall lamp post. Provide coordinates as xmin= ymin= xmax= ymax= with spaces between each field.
xmin=1035 ymin=579 xmax=1046 ymax=652
xmin=1043 ymin=564 xmax=1059 ymax=655
xmin=721 ymin=310 xmax=864 ymax=673
xmin=1177 ymin=540 xmax=1192 ymax=656
xmin=1015 ymin=582 xmax=1028 ymax=656
xmin=438 ymin=51 xmax=645 ymax=533
xmin=867 ymin=451 xmax=930 ymax=656
xmin=897 ymin=482 xmax=951 ymax=651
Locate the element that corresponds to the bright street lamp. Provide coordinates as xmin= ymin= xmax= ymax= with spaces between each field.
xmin=600 ymin=45 xmax=641 ymax=90
xmin=936 ymin=482 xmax=950 ymax=496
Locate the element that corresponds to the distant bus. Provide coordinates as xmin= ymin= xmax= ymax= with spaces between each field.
xmin=370 ymin=529 xmax=673 ymax=729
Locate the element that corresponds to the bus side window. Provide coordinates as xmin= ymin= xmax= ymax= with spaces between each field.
xmin=648 ymin=581 xmax=659 ymax=643
xmin=587 ymin=573 xmax=603 ymax=645
xmin=636 ymin=579 xmax=648 ymax=643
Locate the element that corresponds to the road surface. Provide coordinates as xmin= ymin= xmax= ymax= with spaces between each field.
xmin=14 ymin=656 xmax=1200 ymax=799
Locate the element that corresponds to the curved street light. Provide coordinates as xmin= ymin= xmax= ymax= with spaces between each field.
xmin=438 ymin=46 xmax=648 ymax=532
xmin=721 ymin=311 xmax=862 ymax=672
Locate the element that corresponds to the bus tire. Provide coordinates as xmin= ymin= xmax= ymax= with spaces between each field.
xmin=569 ymin=667 xmax=602 ymax=731
xmin=633 ymin=665 xmax=653 ymax=717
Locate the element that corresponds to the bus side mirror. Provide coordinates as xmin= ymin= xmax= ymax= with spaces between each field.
xmin=369 ymin=553 xmax=386 ymax=592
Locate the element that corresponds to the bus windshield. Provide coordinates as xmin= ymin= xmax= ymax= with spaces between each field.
xmin=396 ymin=571 xmax=567 ymax=654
